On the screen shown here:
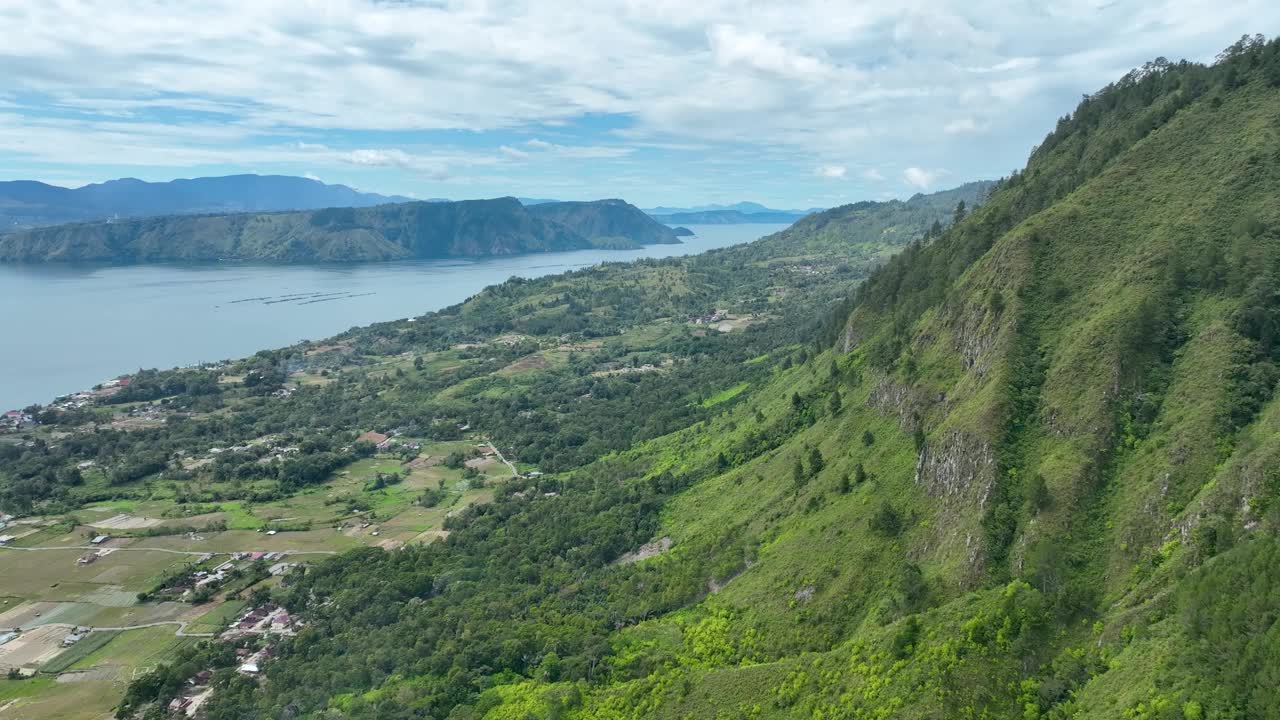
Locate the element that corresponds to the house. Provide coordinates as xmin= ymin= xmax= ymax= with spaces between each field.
xmin=62 ymin=633 xmax=85 ymax=646
xmin=168 ymin=697 xmax=192 ymax=712
xmin=272 ymin=613 xmax=291 ymax=627
xmin=357 ymin=431 xmax=389 ymax=446
xmin=90 ymin=535 xmax=109 ymax=545
xmin=192 ymin=670 xmax=213 ymax=685
xmin=78 ymin=552 xmax=98 ymax=565
xmin=0 ymin=535 xmax=14 ymax=545
xmin=238 ymin=662 xmax=260 ymax=674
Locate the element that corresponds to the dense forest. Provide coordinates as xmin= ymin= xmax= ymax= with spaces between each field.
xmin=9 ymin=34 xmax=1280 ymax=720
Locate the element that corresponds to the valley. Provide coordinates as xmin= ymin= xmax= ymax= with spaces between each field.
xmin=0 ymin=183 xmax=981 ymax=717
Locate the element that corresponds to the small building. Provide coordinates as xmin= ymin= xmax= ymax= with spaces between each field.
xmin=0 ymin=631 xmax=17 ymax=646
xmin=0 ymin=535 xmax=15 ymax=545
xmin=238 ymin=662 xmax=260 ymax=674
xmin=357 ymin=431 xmax=389 ymax=446
xmin=90 ymin=535 xmax=109 ymax=545
xmin=62 ymin=633 xmax=84 ymax=647
xmin=78 ymin=552 xmax=98 ymax=565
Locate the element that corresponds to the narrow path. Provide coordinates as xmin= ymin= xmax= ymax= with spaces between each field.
xmin=0 ymin=620 xmax=215 ymax=638
xmin=486 ymin=441 xmax=520 ymax=478
xmin=0 ymin=545 xmax=337 ymax=556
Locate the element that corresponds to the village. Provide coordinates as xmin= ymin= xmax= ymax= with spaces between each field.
xmin=0 ymin=419 xmax=522 ymax=719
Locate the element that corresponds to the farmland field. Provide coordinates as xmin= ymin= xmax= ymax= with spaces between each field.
xmin=0 ymin=435 xmax=505 ymax=718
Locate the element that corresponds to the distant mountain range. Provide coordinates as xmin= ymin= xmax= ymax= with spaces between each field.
xmin=643 ymin=201 xmax=825 ymax=225
xmin=0 ymin=197 xmax=678 ymax=263
xmin=0 ymin=174 xmax=414 ymax=233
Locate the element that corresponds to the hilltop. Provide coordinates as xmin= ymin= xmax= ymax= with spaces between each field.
xmin=0 ymin=174 xmax=413 ymax=232
xmin=0 ymin=197 xmax=678 ymax=263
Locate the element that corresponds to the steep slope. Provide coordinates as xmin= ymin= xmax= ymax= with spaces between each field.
xmin=0 ymin=197 xmax=674 ymax=263
xmin=516 ymin=39 xmax=1280 ymax=720
xmin=0 ymin=174 xmax=411 ymax=231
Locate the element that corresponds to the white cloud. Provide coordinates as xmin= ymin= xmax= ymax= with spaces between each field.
xmin=943 ymin=117 xmax=982 ymax=135
xmin=522 ymin=138 xmax=633 ymax=159
xmin=817 ymin=164 xmax=847 ymax=179
xmin=862 ymin=168 xmax=885 ymax=181
xmin=0 ymin=0 xmax=1277 ymax=204
xmin=707 ymin=24 xmax=839 ymax=81
xmin=903 ymin=167 xmax=943 ymax=189
xmin=344 ymin=149 xmax=415 ymax=169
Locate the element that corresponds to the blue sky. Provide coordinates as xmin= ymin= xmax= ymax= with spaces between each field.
xmin=1 ymin=1 xmax=1277 ymax=208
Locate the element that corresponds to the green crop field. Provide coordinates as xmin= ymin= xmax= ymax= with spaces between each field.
xmin=39 ymin=631 xmax=120 ymax=674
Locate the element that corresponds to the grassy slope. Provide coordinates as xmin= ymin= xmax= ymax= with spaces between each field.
xmin=468 ymin=62 xmax=1280 ymax=719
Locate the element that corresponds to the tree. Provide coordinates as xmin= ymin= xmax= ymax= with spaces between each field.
xmin=1025 ymin=473 xmax=1051 ymax=514
xmin=807 ymin=446 xmax=825 ymax=476
xmin=792 ymin=458 xmax=806 ymax=489
xmin=870 ymin=501 xmax=903 ymax=537
xmin=854 ymin=462 xmax=868 ymax=485
xmin=828 ymin=390 xmax=842 ymax=415
xmin=862 ymin=430 xmax=875 ymax=447
xmin=953 ymin=200 xmax=967 ymax=225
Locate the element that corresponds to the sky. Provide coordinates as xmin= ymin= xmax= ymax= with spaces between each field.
xmin=0 ymin=1 xmax=1277 ymax=209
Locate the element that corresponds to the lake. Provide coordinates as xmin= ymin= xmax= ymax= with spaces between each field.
xmin=0 ymin=224 xmax=789 ymax=409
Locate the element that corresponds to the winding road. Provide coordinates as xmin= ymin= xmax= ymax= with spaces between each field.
xmin=0 ymin=621 xmax=215 ymax=638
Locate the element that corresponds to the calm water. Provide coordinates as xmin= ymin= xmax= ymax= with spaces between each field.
xmin=0 ymin=224 xmax=788 ymax=409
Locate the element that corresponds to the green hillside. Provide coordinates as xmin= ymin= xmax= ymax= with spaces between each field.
xmin=0 ymin=196 xmax=677 ymax=263
xmin=7 ymin=37 xmax=1280 ymax=720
